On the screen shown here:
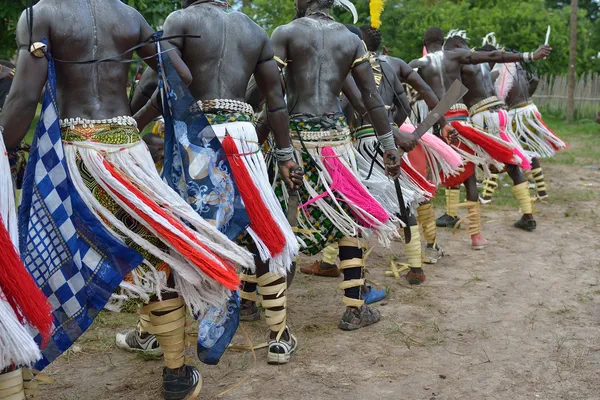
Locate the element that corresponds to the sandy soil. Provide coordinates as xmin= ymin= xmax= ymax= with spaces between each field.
xmin=39 ymin=161 xmax=600 ymax=400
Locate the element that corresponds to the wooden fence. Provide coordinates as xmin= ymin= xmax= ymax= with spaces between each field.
xmin=532 ymin=73 xmax=600 ymax=120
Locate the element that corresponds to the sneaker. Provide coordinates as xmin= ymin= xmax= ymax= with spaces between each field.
xmin=338 ymin=305 xmax=381 ymax=331
xmin=267 ymin=326 xmax=298 ymax=365
xmin=479 ymin=195 xmax=493 ymax=204
xmin=116 ymin=326 xmax=163 ymax=356
xmin=423 ymin=243 xmax=444 ymax=264
xmin=363 ymin=286 xmax=387 ymax=305
xmin=436 ymin=213 xmax=460 ymax=228
xmin=240 ymin=301 xmax=260 ymax=322
xmin=514 ymin=216 xmax=536 ymax=232
xmin=163 ymin=365 xmax=202 ymax=400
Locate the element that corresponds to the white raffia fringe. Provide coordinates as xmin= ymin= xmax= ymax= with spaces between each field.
xmin=292 ymin=137 xmax=400 ymax=249
xmin=354 ymin=134 xmax=427 ymax=214
xmin=212 ymin=121 xmax=299 ymax=277
xmin=470 ymin=109 xmax=530 ymax=163
xmin=509 ymin=103 xmax=567 ymax=159
xmin=0 ymin=139 xmax=41 ymax=369
xmin=64 ymin=140 xmax=253 ymax=316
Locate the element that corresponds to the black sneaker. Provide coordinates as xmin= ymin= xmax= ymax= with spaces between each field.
xmin=338 ymin=305 xmax=381 ymax=331
xmin=267 ymin=326 xmax=298 ymax=365
xmin=514 ymin=216 xmax=536 ymax=232
xmin=163 ymin=365 xmax=202 ymax=400
xmin=436 ymin=213 xmax=460 ymax=228
xmin=115 ymin=326 xmax=163 ymax=356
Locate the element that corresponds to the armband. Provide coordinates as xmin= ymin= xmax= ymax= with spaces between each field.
xmin=376 ymin=130 xmax=396 ymax=152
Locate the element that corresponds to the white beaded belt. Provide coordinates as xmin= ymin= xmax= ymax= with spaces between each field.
xmin=468 ymin=96 xmax=505 ymax=116
xmin=59 ymin=116 xmax=138 ymax=129
xmin=292 ymin=128 xmax=350 ymax=142
xmin=449 ymin=103 xmax=468 ymax=111
xmin=191 ymin=99 xmax=254 ymax=117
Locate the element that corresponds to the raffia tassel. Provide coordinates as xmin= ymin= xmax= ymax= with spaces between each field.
xmin=222 ymin=134 xmax=286 ymax=257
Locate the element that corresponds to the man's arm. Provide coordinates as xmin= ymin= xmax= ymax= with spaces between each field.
xmin=257 ymin=31 xmax=302 ymax=189
xmin=408 ymin=56 xmax=429 ymax=69
xmin=450 ymin=45 xmax=552 ymax=66
xmin=130 ymin=67 xmax=158 ymax=115
xmin=391 ymin=76 xmax=410 ymax=128
xmin=0 ymin=10 xmax=49 ymax=149
xmin=135 ymin=11 xmax=192 ymax=85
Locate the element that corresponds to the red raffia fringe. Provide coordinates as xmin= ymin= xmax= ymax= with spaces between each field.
xmin=451 ymin=121 xmax=517 ymax=166
xmin=0 ymin=220 xmax=53 ymax=346
xmin=99 ymin=159 xmax=240 ymax=290
xmin=401 ymin=162 xmax=436 ymax=198
xmin=222 ymin=134 xmax=286 ymax=257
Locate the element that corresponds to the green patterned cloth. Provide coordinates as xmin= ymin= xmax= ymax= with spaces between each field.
xmin=274 ymin=113 xmax=354 ymax=256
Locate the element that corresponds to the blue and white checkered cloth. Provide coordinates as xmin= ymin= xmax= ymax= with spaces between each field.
xmin=18 ymin=47 xmax=143 ymax=370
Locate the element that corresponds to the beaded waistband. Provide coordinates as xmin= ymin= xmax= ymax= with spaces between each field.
xmin=191 ymin=99 xmax=254 ymax=117
xmin=510 ymin=100 xmax=534 ymax=110
xmin=59 ymin=116 xmax=137 ymax=129
xmin=468 ymin=96 xmax=505 ymax=115
xmin=449 ymin=103 xmax=468 ymax=111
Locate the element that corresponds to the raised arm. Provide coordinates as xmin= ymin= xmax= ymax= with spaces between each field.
xmin=130 ymin=67 xmax=158 ymax=115
xmin=0 ymin=9 xmax=49 ymax=149
xmin=450 ymin=45 xmax=552 ymax=66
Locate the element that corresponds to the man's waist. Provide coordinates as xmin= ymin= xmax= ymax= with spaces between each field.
xmin=191 ymin=99 xmax=254 ymax=118
xmin=60 ymin=116 xmax=141 ymax=144
xmin=468 ymin=96 xmax=505 ymax=116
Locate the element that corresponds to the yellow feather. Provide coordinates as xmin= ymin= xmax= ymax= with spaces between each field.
xmin=369 ymin=0 xmax=386 ymax=29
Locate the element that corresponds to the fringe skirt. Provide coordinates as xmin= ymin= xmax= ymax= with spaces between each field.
xmin=470 ymin=107 xmax=531 ymax=169
xmin=61 ymin=124 xmax=253 ymax=315
xmin=0 ymin=139 xmax=42 ymax=369
xmin=275 ymin=123 xmax=399 ymax=255
xmin=509 ymin=102 xmax=567 ymax=159
xmin=211 ymin=121 xmax=299 ymax=277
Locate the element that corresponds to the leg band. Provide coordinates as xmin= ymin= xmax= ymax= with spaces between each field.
xmin=416 ymin=203 xmax=436 ymax=245
xmin=257 ymin=272 xmax=287 ymax=339
xmin=0 ymin=369 xmax=24 ymax=400
xmin=445 ymin=188 xmax=460 ymax=218
xmin=512 ymin=181 xmax=533 ymax=214
xmin=338 ymin=236 xmax=364 ymax=308
xmin=405 ymin=225 xmax=422 ymax=269
xmin=321 ymin=243 xmax=339 ymax=265
xmin=481 ymin=174 xmax=499 ymax=198
xmin=240 ymin=267 xmax=258 ymax=303
xmin=458 ymin=201 xmax=481 ymax=236
xmin=531 ymin=167 xmax=547 ymax=194
xmin=143 ymin=298 xmax=187 ymax=369
xmin=22 ymin=369 xmax=41 ymax=400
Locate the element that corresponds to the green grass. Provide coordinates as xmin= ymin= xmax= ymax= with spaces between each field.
xmin=541 ymin=116 xmax=600 ymax=166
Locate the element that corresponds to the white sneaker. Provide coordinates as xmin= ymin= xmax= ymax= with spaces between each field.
xmin=116 ymin=326 xmax=163 ymax=356
xmin=267 ymin=326 xmax=297 ymax=365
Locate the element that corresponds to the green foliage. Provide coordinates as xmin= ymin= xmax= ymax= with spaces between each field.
xmin=1 ymin=0 xmax=598 ymax=75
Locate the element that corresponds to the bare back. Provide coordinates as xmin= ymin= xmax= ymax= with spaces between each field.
xmin=461 ymin=63 xmax=496 ymax=107
xmin=272 ymin=17 xmax=363 ymax=115
xmin=28 ymin=0 xmax=155 ymax=120
xmin=164 ymin=5 xmax=269 ymax=102
xmin=412 ymin=51 xmax=460 ymax=100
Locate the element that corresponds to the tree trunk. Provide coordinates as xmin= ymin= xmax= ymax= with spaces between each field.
xmin=566 ymin=0 xmax=578 ymax=123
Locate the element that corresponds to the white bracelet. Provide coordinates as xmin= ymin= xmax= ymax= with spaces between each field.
xmin=522 ymin=52 xmax=533 ymax=63
xmin=377 ymin=130 xmax=396 ymax=151
xmin=274 ymin=146 xmax=295 ymax=162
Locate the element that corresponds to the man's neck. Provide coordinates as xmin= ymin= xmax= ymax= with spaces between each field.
xmin=305 ymin=6 xmax=332 ymax=19
xmin=426 ymin=44 xmax=443 ymax=53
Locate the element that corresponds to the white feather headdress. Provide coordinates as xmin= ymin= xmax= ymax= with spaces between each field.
xmin=445 ymin=29 xmax=469 ymax=40
xmin=482 ymin=32 xmax=500 ymax=48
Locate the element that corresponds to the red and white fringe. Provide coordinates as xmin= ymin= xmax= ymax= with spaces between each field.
xmin=213 ymin=122 xmax=299 ymax=277
xmin=0 ymin=139 xmax=42 ymax=369
xmin=509 ymin=103 xmax=568 ymax=159
xmin=64 ymin=141 xmax=253 ymax=315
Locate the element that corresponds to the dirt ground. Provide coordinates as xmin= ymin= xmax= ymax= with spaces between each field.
xmin=40 ymin=146 xmax=600 ymax=399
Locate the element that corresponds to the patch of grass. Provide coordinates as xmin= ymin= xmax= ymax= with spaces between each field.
xmin=541 ymin=116 xmax=600 ymax=166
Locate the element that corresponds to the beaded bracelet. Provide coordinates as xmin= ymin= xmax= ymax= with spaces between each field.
xmin=377 ymin=130 xmax=396 ymax=151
